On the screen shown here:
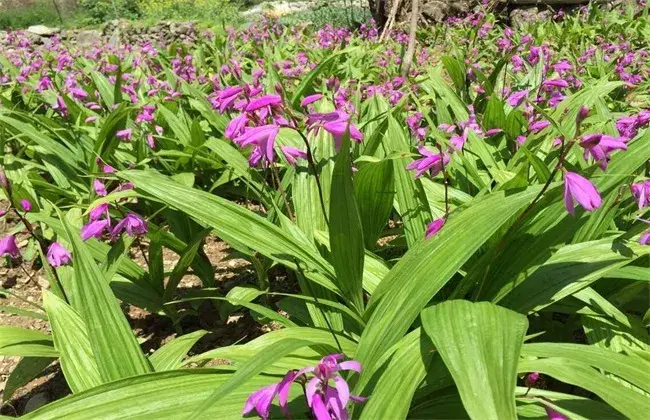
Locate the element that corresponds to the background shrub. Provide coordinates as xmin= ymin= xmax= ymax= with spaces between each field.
xmin=0 ymin=0 xmax=61 ymax=29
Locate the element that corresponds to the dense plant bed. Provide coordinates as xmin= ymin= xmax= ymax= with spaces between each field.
xmin=0 ymin=4 xmax=649 ymax=419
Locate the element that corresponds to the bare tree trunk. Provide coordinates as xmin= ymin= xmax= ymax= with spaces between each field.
xmin=380 ymin=0 xmax=402 ymax=40
xmin=401 ymin=0 xmax=419 ymax=78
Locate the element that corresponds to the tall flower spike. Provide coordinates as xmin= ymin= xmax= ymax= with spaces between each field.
xmin=563 ymin=172 xmax=602 ymax=215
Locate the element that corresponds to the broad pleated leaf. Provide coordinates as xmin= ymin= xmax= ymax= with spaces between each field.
xmin=58 ymin=211 xmax=152 ymax=381
xmin=149 ymin=330 xmax=209 ymax=371
xmin=0 ymin=326 xmax=58 ymax=357
xmin=43 ymin=291 xmax=102 ymax=392
xmin=359 ymin=330 xmax=432 ymax=420
xmin=330 ymin=132 xmax=365 ymax=310
xmin=354 ymin=159 xmax=395 ymax=249
xmin=356 ymin=185 xmax=541 ymax=375
xmin=421 ymin=301 xmax=528 ymax=420
xmin=518 ymin=357 xmax=648 ymax=419
xmin=120 ymin=170 xmax=339 ymax=294
xmin=21 ymin=370 xmax=301 ymax=420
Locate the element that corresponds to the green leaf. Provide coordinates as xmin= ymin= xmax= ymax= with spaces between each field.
xmin=421 ymin=301 xmax=528 ymax=420
xmin=57 ymin=209 xmax=152 ymax=381
xmin=0 ymin=326 xmax=57 ymax=357
xmin=483 ymin=95 xmax=507 ymax=130
xmin=494 ymin=236 xmax=650 ymax=313
xmin=189 ymin=338 xmax=312 ymax=419
xmin=359 ymin=329 xmax=432 ymax=420
xmin=518 ymin=357 xmax=649 ymax=419
xmin=356 ymin=185 xmax=541 ymax=375
xmin=330 ymin=131 xmax=365 ymax=310
xmin=2 ymin=357 xmax=55 ymax=402
xmin=21 ymin=370 xmax=301 ymax=420
xmin=119 ymin=170 xmax=340 ymax=294
xmin=354 ymin=160 xmax=395 ymax=249
xmin=149 ymin=330 xmax=209 ymax=371
xmin=521 ymin=342 xmax=650 ymax=394
xmin=43 ymin=291 xmax=102 ymax=393
xmin=163 ymin=228 xmax=211 ymax=302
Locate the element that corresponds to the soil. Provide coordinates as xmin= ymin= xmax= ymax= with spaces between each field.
xmin=0 ymin=203 xmax=277 ymax=416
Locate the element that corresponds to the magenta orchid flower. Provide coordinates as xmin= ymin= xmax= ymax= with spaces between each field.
xmin=20 ymin=199 xmax=32 ymax=212
xmin=81 ymin=219 xmax=110 ymax=241
xmin=425 ymin=218 xmax=445 ymax=239
xmin=307 ymin=111 xmax=363 ymax=150
xmin=225 ymin=114 xmax=250 ymax=140
xmin=0 ymin=235 xmax=20 ymax=259
xmin=545 ymin=406 xmax=568 ymax=420
xmin=46 ymin=242 xmax=72 ymax=267
xmin=301 ymin=94 xmax=323 ymax=107
xmin=563 ymin=172 xmax=602 ymax=215
xmin=93 ymin=179 xmax=107 ymax=196
xmin=579 ymin=133 xmax=627 ymax=170
xmin=280 ymin=146 xmax=307 ymax=166
xmin=234 ymin=125 xmax=281 ymax=167
xmin=529 ymin=120 xmax=551 ymax=133
xmin=243 ymin=354 xmax=364 ymax=420
xmin=245 ymin=94 xmax=283 ymax=112
xmin=407 ymin=146 xmax=450 ymax=178
xmin=242 ymin=371 xmax=296 ymax=420
xmin=111 ymin=213 xmax=148 ymax=238
xmin=116 ymin=129 xmax=133 ymax=142
xmin=89 ymin=203 xmax=110 ymax=221
xmin=507 ymin=89 xmax=530 ymax=107
xmin=639 ymin=231 xmax=650 ymax=245
xmin=630 ymin=180 xmax=650 ymax=209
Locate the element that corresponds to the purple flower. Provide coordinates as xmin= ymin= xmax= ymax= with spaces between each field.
xmin=0 ymin=235 xmax=20 ymax=259
xmin=81 ymin=219 xmax=110 ymax=241
xmin=89 ymin=203 xmax=109 ymax=221
xmin=112 ymin=213 xmax=148 ymax=238
xmin=242 ymin=371 xmax=296 ymax=420
xmin=85 ymin=116 xmax=98 ymax=123
xmin=507 ymin=89 xmax=529 ymax=107
xmin=225 ymin=114 xmax=250 ymax=140
xmin=563 ymin=172 xmax=602 ymax=215
xmin=544 ymin=407 xmax=568 ymax=420
xmin=93 ymin=179 xmax=107 ymax=196
xmin=307 ymin=111 xmax=363 ymax=150
xmin=46 ymin=242 xmax=72 ymax=267
xmin=529 ymin=120 xmax=551 ymax=133
xmin=406 ymin=146 xmax=450 ymax=178
xmin=639 ymin=231 xmax=650 ymax=245
xmin=301 ymin=355 xmax=364 ymax=420
xmin=542 ymin=78 xmax=570 ymax=90
xmin=245 ymin=94 xmax=283 ymax=112
xmin=0 ymin=210 xmax=6 ymax=218
xmin=577 ymin=106 xmax=589 ymax=123
xmin=301 ymin=94 xmax=323 ymax=107
xmin=20 ymin=199 xmax=32 ymax=212
xmin=116 ymin=129 xmax=133 ymax=142
xmin=630 ymin=181 xmax=650 ymax=209
xmin=525 ymin=372 xmax=540 ymax=386
xmin=234 ymin=125 xmax=281 ymax=167
xmin=53 ymin=95 xmax=68 ymax=117
xmin=280 ymin=146 xmax=307 ymax=166
xmin=425 ymin=218 xmax=445 ymax=239
xmin=243 ymin=354 xmax=364 ymax=420
xmin=616 ymin=116 xmax=638 ymax=139
xmin=579 ymin=133 xmax=627 ymax=170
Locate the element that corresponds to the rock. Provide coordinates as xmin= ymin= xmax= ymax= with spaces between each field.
xmin=75 ymin=29 xmax=102 ymax=46
xmin=23 ymin=392 xmax=50 ymax=413
xmin=26 ymin=25 xmax=60 ymax=37
xmin=37 ymin=276 xmax=50 ymax=289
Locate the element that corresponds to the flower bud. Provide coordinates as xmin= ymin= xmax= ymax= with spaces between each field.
xmin=525 ymin=372 xmax=540 ymax=387
xmin=577 ymin=105 xmax=589 ymax=123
